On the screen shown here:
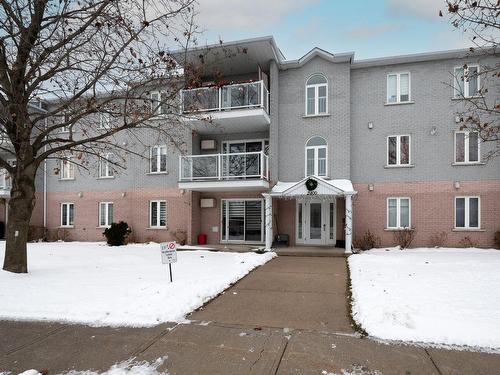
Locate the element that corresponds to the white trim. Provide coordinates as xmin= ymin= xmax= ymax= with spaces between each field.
xmin=454 ymin=130 xmax=480 ymax=164
xmin=220 ymin=198 xmax=265 ymax=244
xmin=386 ymin=197 xmax=411 ymax=229
xmin=98 ymin=201 xmax=113 ymax=228
xmin=60 ymin=202 xmax=75 ymax=227
xmin=386 ymin=134 xmax=411 ymax=166
xmin=305 ymin=73 xmax=328 ymax=116
xmin=453 ymin=64 xmax=480 ymax=99
xmin=98 ymin=153 xmax=114 ymax=178
xmin=60 ymin=157 xmax=75 ymax=180
xmin=295 ymin=197 xmax=336 ymax=246
xmin=305 ymin=136 xmax=328 ymax=178
xmin=454 ymin=196 xmax=481 ymax=229
xmin=149 ymin=200 xmax=167 ymax=228
xmin=386 ymin=72 xmax=411 ymax=104
xmin=149 ymin=145 xmax=168 ymax=173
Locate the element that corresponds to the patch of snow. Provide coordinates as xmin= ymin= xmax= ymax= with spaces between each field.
xmin=349 ymin=247 xmax=500 ymax=350
xmin=16 ymin=357 xmax=168 ymax=375
xmin=0 ymin=242 xmax=275 ymax=327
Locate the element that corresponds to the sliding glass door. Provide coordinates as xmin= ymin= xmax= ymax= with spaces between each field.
xmin=221 ymin=199 xmax=264 ymax=243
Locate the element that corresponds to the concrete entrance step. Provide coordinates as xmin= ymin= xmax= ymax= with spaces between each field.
xmin=275 ymin=247 xmax=347 ymax=257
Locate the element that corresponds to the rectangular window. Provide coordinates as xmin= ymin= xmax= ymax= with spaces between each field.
xmin=455 ymin=131 xmax=479 ymax=163
xmin=99 ymin=113 xmax=111 ymax=129
xmin=221 ymin=199 xmax=263 ymax=242
xmin=60 ymin=157 xmax=75 ymax=180
xmin=99 ymin=153 xmax=114 ymax=178
xmin=387 ymin=197 xmax=411 ymax=229
xmin=151 ymin=92 xmax=168 ymax=115
xmin=455 ymin=197 xmax=480 ymax=229
xmin=387 ymin=72 xmax=410 ymax=103
xmin=387 ymin=135 xmax=410 ymax=166
xmin=454 ymin=65 xmax=480 ymax=98
xmin=61 ymin=203 xmax=74 ymax=227
xmin=99 ymin=202 xmax=113 ymax=227
xmin=150 ymin=145 xmax=167 ymax=173
xmin=150 ymin=200 xmax=167 ymax=228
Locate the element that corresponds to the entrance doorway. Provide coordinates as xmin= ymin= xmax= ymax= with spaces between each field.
xmin=296 ymin=198 xmax=336 ymax=245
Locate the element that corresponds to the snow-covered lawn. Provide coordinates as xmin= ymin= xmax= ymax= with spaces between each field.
xmin=349 ymin=247 xmax=500 ymax=351
xmin=0 ymin=242 xmax=275 ymax=327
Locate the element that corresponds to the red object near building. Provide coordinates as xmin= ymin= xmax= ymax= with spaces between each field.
xmin=197 ymin=233 xmax=207 ymax=245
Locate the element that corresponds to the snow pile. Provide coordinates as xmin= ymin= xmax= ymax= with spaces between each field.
xmin=16 ymin=357 xmax=168 ymax=375
xmin=0 ymin=242 xmax=275 ymax=327
xmin=349 ymin=247 xmax=500 ymax=350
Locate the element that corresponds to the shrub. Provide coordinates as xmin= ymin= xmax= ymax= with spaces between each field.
xmin=28 ymin=226 xmax=47 ymax=242
xmin=459 ymin=236 xmax=477 ymax=248
xmin=495 ymin=231 xmax=500 ymax=249
xmin=393 ymin=228 xmax=416 ymax=249
xmin=170 ymin=229 xmax=187 ymax=246
xmin=429 ymin=231 xmax=447 ymax=248
xmin=353 ymin=230 xmax=380 ymax=250
xmin=103 ymin=221 xmax=131 ymax=246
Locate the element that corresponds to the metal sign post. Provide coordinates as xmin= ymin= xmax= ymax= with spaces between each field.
xmin=160 ymin=242 xmax=178 ymax=282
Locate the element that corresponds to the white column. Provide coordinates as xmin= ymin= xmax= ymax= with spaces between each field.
xmin=264 ymin=194 xmax=273 ymax=251
xmin=345 ymin=194 xmax=353 ymax=253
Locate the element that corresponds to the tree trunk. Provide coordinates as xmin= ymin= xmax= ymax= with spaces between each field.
xmin=2 ymin=169 xmax=37 ymax=273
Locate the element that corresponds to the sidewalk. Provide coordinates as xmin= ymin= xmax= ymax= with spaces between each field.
xmin=1 ymin=257 xmax=499 ymax=374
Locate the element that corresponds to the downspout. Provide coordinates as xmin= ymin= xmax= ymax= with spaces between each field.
xmin=43 ymin=118 xmax=47 ymax=230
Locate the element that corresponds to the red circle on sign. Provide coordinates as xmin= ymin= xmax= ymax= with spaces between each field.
xmin=168 ymin=243 xmax=175 ymax=249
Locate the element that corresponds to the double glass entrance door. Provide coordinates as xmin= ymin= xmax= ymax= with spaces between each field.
xmin=221 ymin=199 xmax=264 ymax=243
xmin=297 ymin=199 xmax=336 ymax=245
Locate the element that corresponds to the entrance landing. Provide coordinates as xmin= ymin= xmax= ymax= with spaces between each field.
xmin=275 ymin=246 xmax=347 ymax=257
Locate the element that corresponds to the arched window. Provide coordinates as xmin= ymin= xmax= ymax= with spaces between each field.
xmin=305 ymin=137 xmax=327 ymax=177
xmin=305 ymin=74 xmax=328 ymax=116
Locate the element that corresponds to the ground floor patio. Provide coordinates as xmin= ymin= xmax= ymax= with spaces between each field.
xmin=2 ymin=256 xmax=499 ymax=374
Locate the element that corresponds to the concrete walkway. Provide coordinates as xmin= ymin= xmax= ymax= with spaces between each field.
xmin=1 ymin=257 xmax=500 ymax=374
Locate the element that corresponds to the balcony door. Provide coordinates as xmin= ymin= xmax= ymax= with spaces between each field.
xmin=296 ymin=198 xmax=336 ymax=246
xmin=221 ymin=199 xmax=264 ymax=243
xmin=222 ymin=140 xmax=268 ymax=178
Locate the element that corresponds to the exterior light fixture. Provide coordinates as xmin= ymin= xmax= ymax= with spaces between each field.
xmin=454 ymin=181 xmax=460 ymax=189
xmin=430 ymin=126 xmax=437 ymax=136
xmin=77 ymin=191 xmax=83 ymax=198
xmin=368 ymin=122 xmax=373 ymax=129
xmin=368 ymin=184 xmax=374 ymax=191
xmin=121 ymin=192 xmax=126 ymax=197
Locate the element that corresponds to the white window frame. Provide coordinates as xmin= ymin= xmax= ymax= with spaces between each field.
xmin=151 ymin=91 xmax=167 ymax=115
xmin=386 ymin=72 xmax=411 ymax=104
xmin=455 ymin=196 xmax=481 ymax=229
xmin=220 ymin=198 xmax=265 ymax=243
xmin=60 ymin=202 xmax=75 ymax=227
xmin=98 ymin=202 xmax=113 ymax=228
xmin=149 ymin=145 xmax=168 ymax=173
xmin=454 ymin=130 xmax=480 ymax=164
xmin=454 ymin=64 xmax=480 ymax=98
xmin=99 ymin=112 xmax=111 ymax=129
xmin=149 ymin=200 xmax=167 ymax=228
xmin=60 ymin=157 xmax=75 ymax=180
xmin=305 ymin=137 xmax=328 ymax=177
xmin=386 ymin=197 xmax=411 ymax=229
xmin=386 ymin=135 xmax=411 ymax=166
xmin=305 ymin=74 xmax=328 ymax=116
xmin=98 ymin=153 xmax=114 ymax=178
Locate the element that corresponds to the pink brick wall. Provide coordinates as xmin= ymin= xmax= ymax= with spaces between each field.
xmin=46 ymin=188 xmax=191 ymax=243
xmin=352 ymin=180 xmax=500 ymax=248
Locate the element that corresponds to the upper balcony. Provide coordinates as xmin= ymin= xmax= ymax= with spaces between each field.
xmin=0 ymin=169 xmax=11 ymax=198
xmin=178 ymin=151 xmax=269 ymax=192
xmin=181 ymin=81 xmax=270 ymax=133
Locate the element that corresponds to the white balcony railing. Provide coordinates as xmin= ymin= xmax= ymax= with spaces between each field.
xmin=181 ymin=80 xmax=269 ymax=114
xmin=179 ymin=151 xmax=269 ymax=181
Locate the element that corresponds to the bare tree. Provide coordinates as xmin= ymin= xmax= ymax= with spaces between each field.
xmin=442 ymin=0 xmax=500 ymax=158
xmin=0 ymin=0 xmax=202 ymax=273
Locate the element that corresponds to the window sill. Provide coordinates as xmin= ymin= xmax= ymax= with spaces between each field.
xmin=303 ymin=113 xmax=330 ymax=118
xmin=147 ymin=227 xmax=168 ymax=230
xmin=451 ymin=162 xmax=485 ymax=166
xmin=59 ymin=226 xmax=74 ymax=229
xmin=384 ymin=101 xmax=414 ymax=106
xmin=97 ymin=176 xmax=115 ymax=180
xmin=384 ymin=164 xmax=414 ymax=169
xmin=451 ymin=96 xmax=483 ymax=101
xmin=384 ymin=227 xmax=414 ymax=231
xmin=97 ymin=226 xmax=110 ymax=229
xmin=59 ymin=178 xmax=75 ymax=181
xmin=147 ymin=172 xmax=168 ymax=175
xmin=452 ymin=228 xmax=485 ymax=232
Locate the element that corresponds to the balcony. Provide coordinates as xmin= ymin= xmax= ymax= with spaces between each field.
xmin=0 ymin=169 xmax=11 ymax=198
xmin=178 ymin=151 xmax=270 ymax=192
xmin=180 ymin=81 xmax=270 ymax=133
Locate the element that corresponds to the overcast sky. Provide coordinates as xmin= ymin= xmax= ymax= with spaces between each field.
xmin=193 ymin=0 xmax=472 ymax=60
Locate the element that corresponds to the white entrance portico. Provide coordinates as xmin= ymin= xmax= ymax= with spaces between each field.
xmin=263 ymin=176 xmax=356 ymax=253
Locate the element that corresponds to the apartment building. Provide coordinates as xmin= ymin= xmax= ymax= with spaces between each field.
xmin=1 ymin=36 xmax=498 ymax=250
